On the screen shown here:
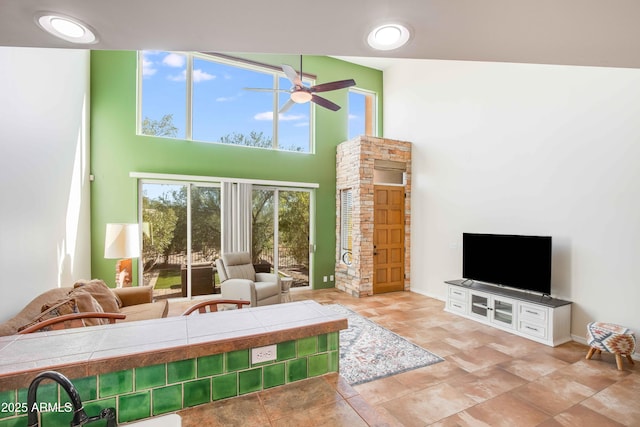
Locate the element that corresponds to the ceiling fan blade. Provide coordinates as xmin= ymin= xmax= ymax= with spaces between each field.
xmin=311 ymin=94 xmax=341 ymax=111
xmin=279 ymin=98 xmax=296 ymax=114
xmin=311 ymin=79 xmax=356 ymax=93
xmin=282 ymin=64 xmax=302 ymax=86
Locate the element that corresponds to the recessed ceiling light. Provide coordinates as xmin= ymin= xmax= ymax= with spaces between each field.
xmin=35 ymin=12 xmax=97 ymax=44
xmin=367 ymin=24 xmax=411 ymax=51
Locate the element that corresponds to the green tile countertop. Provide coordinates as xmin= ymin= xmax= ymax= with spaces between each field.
xmin=0 ymin=301 xmax=347 ymax=392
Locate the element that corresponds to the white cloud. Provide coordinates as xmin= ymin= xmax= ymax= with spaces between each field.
xmin=348 ymin=114 xmax=359 ymax=120
xmin=254 ymin=111 xmax=275 ymax=121
xmin=216 ymin=96 xmax=235 ymax=102
xmin=162 ymin=53 xmax=185 ymax=68
xmin=142 ymin=59 xmax=157 ymax=77
xmin=193 ymin=69 xmax=216 ymax=82
xmin=167 ymin=70 xmax=187 ymax=82
xmin=254 ymin=111 xmax=307 ymax=121
xmin=294 ymin=122 xmax=310 ymax=127
xmin=166 ymin=69 xmax=216 ymax=83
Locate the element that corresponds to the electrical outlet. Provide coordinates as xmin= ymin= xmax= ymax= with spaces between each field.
xmin=330 ymin=275 xmax=334 ymax=281
xmin=323 ymin=276 xmax=328 ymax=282
xmin=252 ymin=345 xmax=277 ymax=364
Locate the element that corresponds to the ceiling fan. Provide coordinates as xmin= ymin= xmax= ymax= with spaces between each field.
xmin=244 ymin=56 xmax=356 ymax=113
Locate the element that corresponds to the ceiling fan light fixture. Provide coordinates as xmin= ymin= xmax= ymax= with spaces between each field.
xmin=367 ymin=23 xmax=410 ymax=50
xmin=290 ymin=91 xmax=313 ymax=104
xmin=35 ymin=12 xmax=97 ymax=44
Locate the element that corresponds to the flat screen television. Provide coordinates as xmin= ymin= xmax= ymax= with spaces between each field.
xmin=462 ymin=233 xmax=552 ymax=295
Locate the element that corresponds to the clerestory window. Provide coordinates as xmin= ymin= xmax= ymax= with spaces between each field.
xmin=348 ymin=88 xmax=377 ymax=140
xmin=138 ymin=51 xmax=314 ymax=153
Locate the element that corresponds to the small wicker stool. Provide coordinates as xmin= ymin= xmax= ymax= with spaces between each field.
xmin=586 ymin=322 xmax=636 ymax=370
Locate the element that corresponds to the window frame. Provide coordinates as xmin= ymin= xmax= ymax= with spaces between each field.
xmin=340 ymin=188 xmax=353 ymax=265
xmin=348 ymin=87 xmax=378 ymax=139
xmin=137 ymin=51 xmax=316 ymax=153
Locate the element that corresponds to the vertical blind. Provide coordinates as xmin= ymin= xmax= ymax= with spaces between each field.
xmin=221 ymin=182 xmax=252 ymax=253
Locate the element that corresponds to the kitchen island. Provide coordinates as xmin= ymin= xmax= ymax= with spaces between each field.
xmin=0 ymin=301 xmax=346 ymax=425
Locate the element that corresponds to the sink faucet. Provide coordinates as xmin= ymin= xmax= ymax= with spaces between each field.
xmin=27 ymin=370 xmax=116 ymax=427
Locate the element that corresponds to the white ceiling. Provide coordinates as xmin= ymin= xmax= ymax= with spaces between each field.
xmin=2 ymin=0 xmax=640 ymax=69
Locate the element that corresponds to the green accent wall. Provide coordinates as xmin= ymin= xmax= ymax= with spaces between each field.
xmin=90 ymin=51 xmax=383 ymax=288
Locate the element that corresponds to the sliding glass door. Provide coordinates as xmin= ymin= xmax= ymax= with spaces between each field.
xmin=140 ymin=179 xmax=312 ymax=298
xmin=251 ymin=188 xmax=275 ymax=268
xmin=279 ymin=190 xmax=310 ymax=287
xmin=252 ymin=187 xmax=311 ymax=288
xmin=188 ymin=185 xmax=221 ymax=297
xmin=140 ymin=182 xmax=220 ymax=299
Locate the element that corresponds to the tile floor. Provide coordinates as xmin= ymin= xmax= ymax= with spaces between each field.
xmin=171 ymin=289 xmax=639 ymax=426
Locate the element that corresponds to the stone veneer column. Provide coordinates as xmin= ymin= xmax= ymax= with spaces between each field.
xmin=335 ymin=136 xmax=411 ymax=297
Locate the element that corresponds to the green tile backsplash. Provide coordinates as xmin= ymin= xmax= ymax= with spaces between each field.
xmin=152 ymin=384 xmax=182 ymax=416
xmin=197 ymin=354 xmax=223 ymax=377
xmin=263 ymin=363 xmax=285 ymax=389
xmin=69 ymin=375 xmax=98 ymax=402
xmin=287 ymin=357 xmax=309 ymax=382
xmin=309 ymin=353 xmax=329 ymax=377
xmin=238 ymin=368 xmax=262 ymax=395
xmin=0 ymin=417 xmax=24 ymax=427
xmin=183 ymin=379 xmax=210 ymax=407
xmin=136 ymin=364 xmax=166 ymax=390
xmin=212 ymin=373 xmax=237 ymax=401
xmin=167 ymin=359 xmax=196 ymax=383
xmin=297 ymin=336 xmax=317 ymax=356
xmin=317 ymin=334 xmax=328 ymax=352
xmin=99 ymin=370 xmax=133 ymax=397
xmin=118 ymin=391 xmax=151 ymax=423
xmin=0 ymin=390 xmax=15 ymax=419
xmin=0 ymin=332 xmax=339 ymax=427
xmin=277 ymin=340 xmax=296 ymax=361
xmin=226 ymin=349 xmax=250 ymax=372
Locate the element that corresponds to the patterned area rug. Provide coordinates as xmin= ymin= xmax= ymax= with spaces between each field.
xmin=325 ymin=304 xmax=444 ymax=385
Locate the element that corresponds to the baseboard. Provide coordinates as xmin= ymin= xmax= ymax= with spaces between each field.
xmin=572 ymin=333 xmax=639 ymax=361
xmin=409 ymin=288 xmax=445 ymax=301
xmin=571 ymin=334 xmax=587 ymax=346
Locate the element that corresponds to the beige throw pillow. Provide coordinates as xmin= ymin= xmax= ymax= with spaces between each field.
xmin=72 ymin=279 xmax=121 ymax=313
xmin=70 ymin=289 xmax=108 ymax=326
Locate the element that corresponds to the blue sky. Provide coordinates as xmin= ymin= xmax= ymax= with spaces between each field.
xmin=141 ymin=52 xmax=366 ymax=152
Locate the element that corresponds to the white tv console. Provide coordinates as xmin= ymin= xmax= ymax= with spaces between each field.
xmin=445 ymin=280 xmax=572 ymax=347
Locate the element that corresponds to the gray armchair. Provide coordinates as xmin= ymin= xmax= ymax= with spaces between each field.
xmin=215 ymin=252 xmax=281 ymax=307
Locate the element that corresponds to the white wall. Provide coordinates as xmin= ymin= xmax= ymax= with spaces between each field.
xmin=0 ymin=47 xmax=91 ymax=322
xmin=384 ymin=59 xmax=640 ymax=345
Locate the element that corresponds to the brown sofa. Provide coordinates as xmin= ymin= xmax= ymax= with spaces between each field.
xmin=0 ymin=280 xmax=168 ymax=336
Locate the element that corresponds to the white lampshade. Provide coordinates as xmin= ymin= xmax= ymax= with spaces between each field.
xmin=104 ymin=223 xmax=140 ymax=259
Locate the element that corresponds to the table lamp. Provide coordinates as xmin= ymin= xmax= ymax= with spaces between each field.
xmin=104 ymin=223 xmax=140 ymax=287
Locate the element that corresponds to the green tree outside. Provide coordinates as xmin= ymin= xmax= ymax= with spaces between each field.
xmin=141 ymin=114 xmax=178 ymax=137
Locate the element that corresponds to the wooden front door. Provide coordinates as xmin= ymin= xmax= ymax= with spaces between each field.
xmin=373 ymin=185 xmax=405 ymax=294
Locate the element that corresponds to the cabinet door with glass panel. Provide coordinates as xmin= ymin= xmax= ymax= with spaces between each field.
xmin=469 ymin=290 xmax=516 ymax=329
xmin=491 ymin=296 xmax=516 ymax=329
